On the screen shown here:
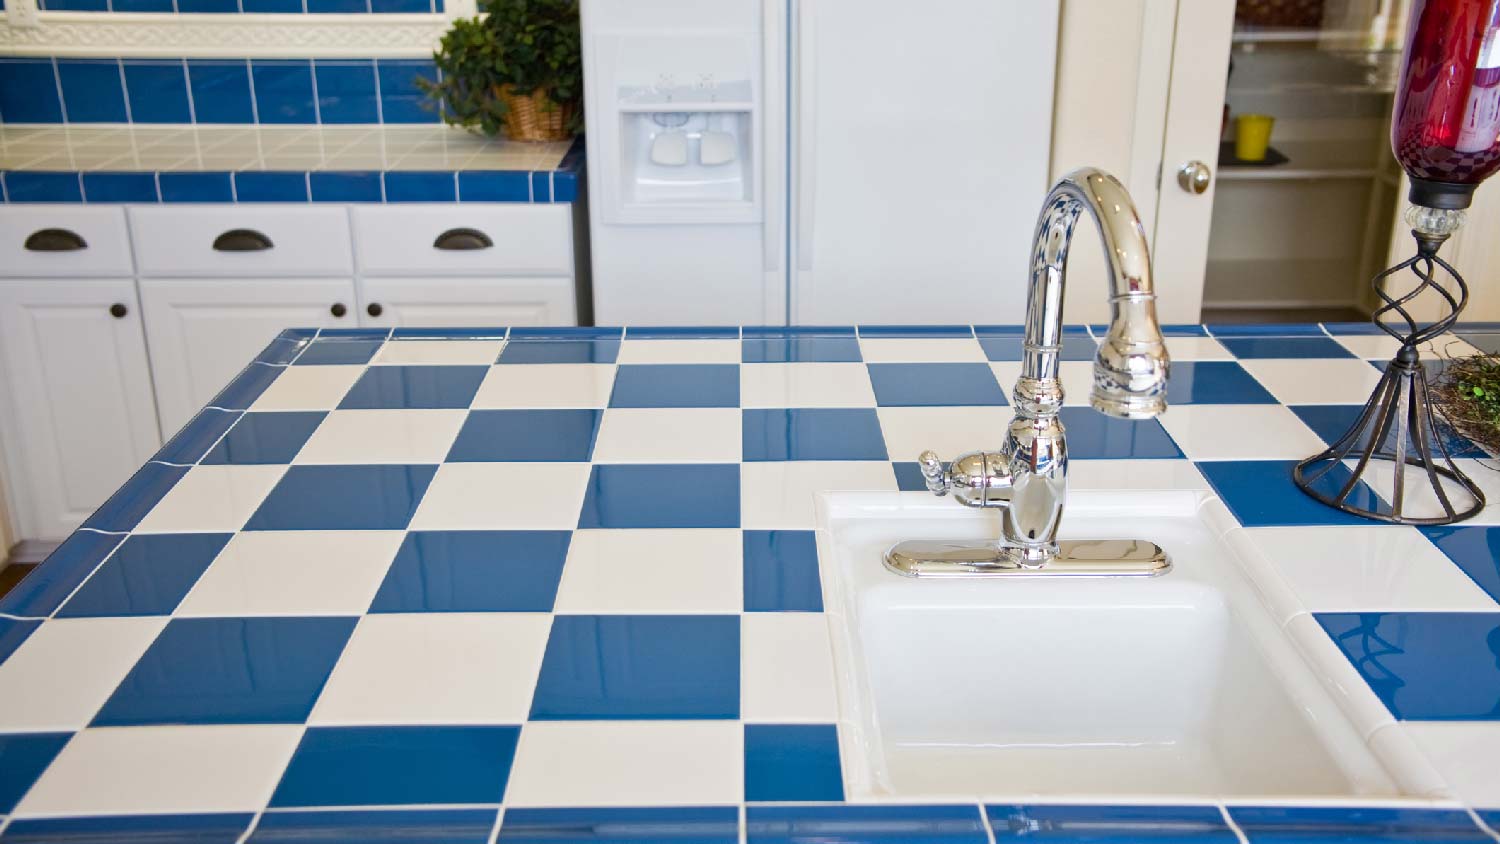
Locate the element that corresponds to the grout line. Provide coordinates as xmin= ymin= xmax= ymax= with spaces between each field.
xmin=0 ymin=612 xmax=49 ymax=621
xmin=246 ymin=59 xmax=261 ymax=125
xmin=45 ymin=531 xmax=132 ymax=621
xmin=115 ymin=58 xmax=134 ymax=124
xmin=485 ymin=805 xmax=504 ymax=844
xmin=233 ymin=807 xmax=265 ymax=844
xmin=308 ymin=58 xmax=323 ymax=126
xmin=1219 ymin=805 xmax=1251 ymax=844
xmin=182 ymin=59 xmax=198 ymax=125
xmin=51 ymin=58 xmax=68 ymax=125
xmin=977 ymin=801 xmax=997 ymax=844
xmin=738 ymin=803 xmax=747 ymax=844
xmin=75 ymin=527 xmax=129 ymax=536
xmin=1468 ymin=808 xmax=1500 ymax=844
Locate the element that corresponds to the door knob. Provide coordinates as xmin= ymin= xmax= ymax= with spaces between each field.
xmin=330 ymin=303 xmax=347 ymax=318
xmin=367 ymin=303 xmax=383 ymax=317
xmin=1177 ymin=161 xmax=1212 ymax=194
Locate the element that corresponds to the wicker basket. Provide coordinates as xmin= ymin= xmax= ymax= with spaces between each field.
xmin=1235 ymin=0 xmax=1325 ymax=28
xmin=494 ymin=84 xmax=574 ymax=142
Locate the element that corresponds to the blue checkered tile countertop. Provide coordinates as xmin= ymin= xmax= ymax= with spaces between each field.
xmin=2 ymin=322 xmax=1500 ymax=843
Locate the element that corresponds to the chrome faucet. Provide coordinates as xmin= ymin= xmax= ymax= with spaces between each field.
xmin=884 ymin=168 xmax=1173 ymax=577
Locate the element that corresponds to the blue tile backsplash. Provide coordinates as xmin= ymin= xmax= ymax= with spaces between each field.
xmin=33 ymin=0 xmax=441 ymax=9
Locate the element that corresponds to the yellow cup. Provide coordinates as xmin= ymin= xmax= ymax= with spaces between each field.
xmin=1235 ymin=114 xmax=1276 ymax=162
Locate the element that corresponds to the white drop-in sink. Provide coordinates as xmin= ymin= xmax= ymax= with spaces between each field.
xmin=815 ymin=490 xmax=1407 ymax=801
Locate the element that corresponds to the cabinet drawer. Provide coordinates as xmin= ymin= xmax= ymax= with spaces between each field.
xmin=130 ymin=205 xmax=353 ymax=277
xmin=352 ymin=205 xmax=573 ymax=276
xmin=0 ymin=206 xmax=134 ymax=278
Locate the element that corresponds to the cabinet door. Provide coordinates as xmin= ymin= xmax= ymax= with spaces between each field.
xmin=140 ymin=278 xmax=357 ymax=433
xmin=358 ymin=276 xmax=577 ymax=329
xmin=0 ymin=279 xmax=161 ymax=540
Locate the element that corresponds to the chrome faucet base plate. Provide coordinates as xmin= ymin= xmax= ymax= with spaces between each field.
xmin=883 ymin=539 xmax=1171 ymax=578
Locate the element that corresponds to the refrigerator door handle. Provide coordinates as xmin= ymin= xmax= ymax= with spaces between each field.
xmin=794 ymin=0 xmax=817 ymax=273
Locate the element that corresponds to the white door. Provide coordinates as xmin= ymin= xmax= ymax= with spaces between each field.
xmin=139 ymin=278 xmax=357 ymax=434
xmin=789 ymin=0 xmax=1059 ymax=324
xmin=358 ymin=277 xmax=577 ymax=329
xmin=0 ymin=279 xmax=161 ymax=540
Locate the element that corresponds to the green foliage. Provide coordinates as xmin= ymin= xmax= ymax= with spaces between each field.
xmin=1456 ymin=357 xmax=1500 ymax=425
xmin=1436 ymin=352 xmax=1500 ymax=455
xmin=420 ymin=0 xmax=582 ymax=137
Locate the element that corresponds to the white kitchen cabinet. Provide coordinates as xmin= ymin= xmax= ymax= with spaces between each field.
xmin=358 ymin=276 xmax=576 ymax=329
xmin=0 ymin=279 xmax=160 ymax=540
xmin=139 ymin=278 xmax=358 ymax=433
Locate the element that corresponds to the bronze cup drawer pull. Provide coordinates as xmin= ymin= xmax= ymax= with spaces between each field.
xmin=212 ymin=229 xmax=275 ymax=252
xmin=24 ymin=228 xmax=88 ymax=252
xmin=433 ymin=227 xmax=493 ymax=250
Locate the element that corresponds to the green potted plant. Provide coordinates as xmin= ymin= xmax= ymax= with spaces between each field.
xmin=421 ymin=0 xmax=582 ymax=141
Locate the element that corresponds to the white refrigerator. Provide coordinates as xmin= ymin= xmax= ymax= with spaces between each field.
xmin=581 ymin=0 xmax=1060 ymax=326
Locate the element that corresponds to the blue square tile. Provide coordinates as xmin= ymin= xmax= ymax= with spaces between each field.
xmin=210 ymin=362 xmax=284 ymax=410
xmin=859 ymin=325 xmax=973 ymax=338
xmin=376 ymin=60 xmax=438 ymax=123
xmin=187 ymin=61 xmax=254 ymax=124
xmin=320 ymin=327 xmax=390 ymax=339
xmin=84 ymin=462 xmax=190 ymax=532
xmin=611 ymin=364 xmax=739 ymax=408
xmin=110 ymin=0 xmax=175 ymax=9
xmin=988 ymin=805 xmax=1235 ymax=842
xmin=742 ymin=336 xmax=863 ymax=363
xmin=159 ymin=172 xmax=233 ymax=203
xmin=458 ymin=170 xmax=530 ymax=202
xmin=744 ymin=724 xmax=843 ymax=802
xmin=306 ymin=0 xmax=364 ymax=11
xmin=1056 ymin=407 xmax=1183 ymax=459
xmin=270 ymin=726 xmax=520 ymax=807
xmin=512 ymin=327 xmax=623 ymax=340
xmin=245 ymin=464 xmax=437 ymax=530
xmin=40 ymin=0 xmax=109 ymax=11
xmin=553 ymin=170 xmax=579 ymax=202
xmin=234 ymin=171 xmax=308 ymax=203
xmin=4 ymin=172 xmax=82 ymax=203
xmin=1167 ymin=361 xmax=1278 ymax=405
xmin=1316 ymin=612 xmax=1500 ymax=721
xmin=338 ymin=365 xmax=486 ymax=410
xmin=251 ymin=60 xmax=316 ymax=124
xmin=748 ymin=805 xmax=986 ymax=844
xmin=250 ymin=810 xmax=496 ymax=844
xmin=1458 ymin=331 xmax=1500 ymax=355
xmin=498 ymin=339 xmax=620 ymax=364
xmin=448 ymin=409 xmax=601 ymax=462
xmin=0 ymin=59 xmax=63 ymax=123
xmin=531 ymin=615 xmax=740 ymax=720
xmin=94 ymin=616 xmax=356 ymax=726
xmin=744 ymin=326 xmax=857 ymax=338
xmin=122 ymin=61 xmax=190 ymax=123
xmin=868 ymin=363 xmax=1006 ymax=407
xmin=384 ymin=171 xmax=456 ymax=202
xmin=177 ymin=0 xmax=236 ymax=11
xmin=1227 ymin=806 xmax=1490 ymax=842
xmin=1220 ymin=336 xmax=1356 ymax=359
xmin=1 ymin=814 xmax=251 ymax=843
xmin=240 ymin=0 xmax=300 ymax=11
xmin=1162 ymin=324 xmax=1210 ymax=337
xmin=314 ymin=60 xmax=378 ymax=123
xmin=1421 ymin=525 xmax=1500 ymax=604
xmin=371 ymin=0 xmax=431 ymax=11
xmin=625 ymin=326 xmax=740 ymax=339
xmin=155 ymin=408 xmax=240 ymax=464
xmin=0 ymin=532 xmax=124 ymax=617
xmin=502 ymin=807 xmax=738 ymax=844
xmin=1207 ymin=323 xmax=1327 ymax=337
xmin=1197 ymin=460 xmax=1382 ymax=527
xmin=293 ymin=337 xmax=382 ymax=365
xmin=82 ymin=172 xmax=158 ymax=203
xmin=530 ymin=171 xmax=551 ymax=202
xmin=743 ymin=408 xmax=887 ymax=461
xmin=58 ymin=60 xmax=127 ymax=123
xmin=201 ymin=411 xmax=325 ymax=464
xmin=57 ymin=533 xmax=231 ymax=618
xmin=0 ymin=733 xmax=71 ymax=814
xmin=1290 ymin=404 xmax=1485 ymax=459
xmin=743 ymin=530 xmax=822 ymax=612
xmin=0 ymin=618 xmax=42 ymax=665
xmin=310 ymin=171 xmax=383 ymax=202
xmin=976 ymin=325 xmax=1097 ymax=362
xmin=369 ymin=530 xmax=569 ymax=613
xmin=578 ymin=464 xmax=739 ymax=529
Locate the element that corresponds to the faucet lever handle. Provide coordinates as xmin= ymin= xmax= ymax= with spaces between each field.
xmin=917 ymin=450 xmax=949 ymax=496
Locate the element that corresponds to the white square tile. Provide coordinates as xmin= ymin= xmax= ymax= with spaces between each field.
xmin=250 ymin=366 xmax=364 ymax=411
xmin=989 ymin=361 xmax=1090 ymax=405
xmin=0 ymin=618 xmax=168 ymax=731
xmin=1157 ymin=404 xmax=1327 ymax=460
xmin=591 ymin=408 xmax=740 ymax=463
xmin=411 ymin=462 xmax=590 ymax=530
xmin=875 ymin=406 xmax=1010 ymax=464
xmin=1239 ymin=359 xmax=1386 ymax=405
xmin=741 ymin=613 xmax=838 ymax=721
xmin=1164 ymin=336 xmax=1232 ymax=361
xmin=309 ymin=613 xmax=550 ymax=725
xmin=740 ymin=363 xmax=876 ymax=408
xmin=373 ymin=339 xmax=505 ymax=366
xmin=293 ymin=409 xmax=466 ymax=464
xmin=1341 ymin=458 xmax=1500 ymax=526
xmin=858 ymin=337 xmax=986 ymax=363
xmin=1243 ymin=525 xmax=1497 ymax=612
xmin=616 ymin=339 xmax=741 ymax=364
xmin=133 ymin=465 xmax=285 ymax=534
xmin=742 ymin=461 xmax=898 ymax=529
xmin=1332 ymin=332 xmax=1479 ymax=361
xmin=15 ymin=725 xmax=302 ymax=816
xmin=506 ymin=721 xmax=742 ymax=807
xmin=1067 ymin=459 xmax=1208 ymax=491
xmin=175 ymin=531 xmax=404 ymax=617
xmin=554 ymin=529 xmax=741 ymax=613
xmin=471 ymin=364 xmax=615 ymax=409
xmin=1400 ymin=722 xmax=1500 ymax=806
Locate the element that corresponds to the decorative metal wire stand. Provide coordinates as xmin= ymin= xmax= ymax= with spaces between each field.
xmin=1292 ymin=219 xmax=1486 ymax=524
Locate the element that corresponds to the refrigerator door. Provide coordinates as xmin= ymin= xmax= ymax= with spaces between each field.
xmin=789 ymin=0 xmax=1059 ymax=325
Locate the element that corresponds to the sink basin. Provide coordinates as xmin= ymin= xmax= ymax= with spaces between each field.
xmin=815 ymin=490 xmax=1403 ymax=801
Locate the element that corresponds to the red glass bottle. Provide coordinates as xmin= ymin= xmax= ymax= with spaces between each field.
xmin=1391 ymin=0 xmax=1500 ymax=207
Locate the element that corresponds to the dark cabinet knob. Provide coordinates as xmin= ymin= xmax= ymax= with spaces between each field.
xmin=212 ymin=229 xmax=274 ymax=252
xmin=330 ymin=303 xmax=347 ymax=318
xmin=367 ymin=303 xmax=384 ymax=317
xmin=109 ymin=303 xmax=128 ymax=319
xmin=433 ymin=227 xmax=493 ymax=250
xmin=25 ymin=228 xmax=88 ymax=252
